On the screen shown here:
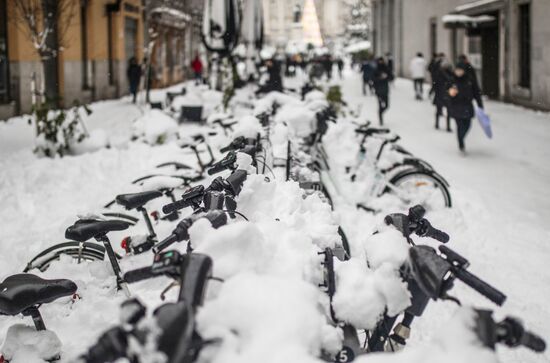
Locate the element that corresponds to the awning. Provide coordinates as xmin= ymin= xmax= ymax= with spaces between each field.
xmin=344 ymin=41 xmax=371 ymax=54
xmin=454 ymin=0 xmax=503 ymax=14
xmin=151 ymin=7 xmax=192 ymax=29
xmin=442 ymin=14 xmax=496 ymax=29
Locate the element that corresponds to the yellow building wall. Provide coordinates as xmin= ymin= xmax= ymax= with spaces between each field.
xmin=7 ymin=0 xmax=145 ymax=103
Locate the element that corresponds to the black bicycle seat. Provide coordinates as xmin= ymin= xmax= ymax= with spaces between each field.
xmin=0 ymin=274 xmax=77 ymax=315
xmin=115 ymin=190 xmax=163 ymax=210
xmin=66 ymin=219 xmax=131 ymax=242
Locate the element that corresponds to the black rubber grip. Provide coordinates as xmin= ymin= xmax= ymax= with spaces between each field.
xmin=425 ymin=226 xmax=450 ymax=243
xmin=162 ymin=199 xmax=189 ymax=214
xmin=454 ymin=268 xmax=506 ymax=306
xmin=207 ymin=162 xmax=228 ymax=175
xmin=220 ymin=145 xmax=233 ymax=153
xmin=522 ymin=331 xmax=546 ymax=352
xmin=153 ymin=234 xmax=178 ymax=253
xmin=226 ymin=169 xmax=247 ymax=196
xmin=123 ymin=266 xmax=155 ymax=283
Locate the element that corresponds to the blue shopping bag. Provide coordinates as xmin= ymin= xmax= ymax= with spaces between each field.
xmin=476 ymin=107 xmax=493 ymax=139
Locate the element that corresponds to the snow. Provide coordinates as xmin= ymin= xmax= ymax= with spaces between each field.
xmin=132 ymin=109 xmax=179 ymax=145
xmin=0 ymin=69 xmax=548 ymax=363
xmin=344 ymin=41 xmax=372 ymax=53
xmin=336 ymin=71 xmax=550 ymax=363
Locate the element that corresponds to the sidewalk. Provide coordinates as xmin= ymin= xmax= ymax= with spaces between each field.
xmin=339 ymin=71 xmax=550 ymax=363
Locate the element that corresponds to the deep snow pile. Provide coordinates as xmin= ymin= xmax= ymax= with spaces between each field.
xmin=0 ymin=77 xmax=547 ymax=363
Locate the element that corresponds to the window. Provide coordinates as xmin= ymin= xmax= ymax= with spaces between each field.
xmin=518 ymin=3 xmax=531 ymax=89
xmin=80 ymin=1 xmax=90 ymax=89
xmin=429 ymin=18 xmax=437 ymax=56
xmin=0 ymin=0 xmax=9 ymax=103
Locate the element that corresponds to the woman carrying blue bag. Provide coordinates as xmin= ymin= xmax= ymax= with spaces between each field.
xmin=447 ymin=62 xmax=484 ymax=153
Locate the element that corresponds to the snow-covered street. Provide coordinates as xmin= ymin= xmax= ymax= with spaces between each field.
xmin=338 ymin=71 xmax=550 ymax=363
xmin=0 ymin=71 xmax=549 ymax=363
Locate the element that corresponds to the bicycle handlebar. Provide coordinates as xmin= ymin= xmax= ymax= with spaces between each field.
xmin=417 ymin=219 xmax=450 ymax=243
xmin=153 ymin=233 xmax=180 ymax=254
xmin=355 ymin=128 xmax=390 ymax=135
xmin=124 ymin=266 xmax=155 ymax=283
xmin=153 ymin=210 xmax=227 ymax=253
xmin=518 ymin=328 xmax=546 ymax=352
xmin=475 ymin=310 xmax=546 ymax=353
xmin=207 ymin=152 xmax=237 ymax=175
xmin=454 ymin=268 xmax=506 ymax=306
xmin=384 ymin=205 xmax=449 ymax=243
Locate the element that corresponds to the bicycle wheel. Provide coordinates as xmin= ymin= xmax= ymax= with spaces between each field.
xmin=24 ymin=242 xmax=106 ymax=272
xmin=385 ymin=170 xmax=452 ymax=209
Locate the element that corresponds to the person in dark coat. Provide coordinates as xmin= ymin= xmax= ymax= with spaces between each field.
xmin=322 ymin=55 xmax=333 ymax=80
xmin=256 ymin=58 xmax=283 ymax=94
xmin=458 ymin=54 xmax=481 ymax=101
xmin=337 ymin=58 xmax=344 ymax=78
xmin=427 ymin=53 xmax=439 ymax=83
xmin=361 ymin=58 xmax=375 ymax=95
xmin=447 ymin=62 xmax=484 ymax=153
xmin=127 ymin=57 xmax=142 ymax=104
xmin=373 ymin=57 xmax=391 ymax=125
xmin=385 ymin=52 xmax=395 ymax=84
xmin=430 ymin=61 xmax=453 ymax=131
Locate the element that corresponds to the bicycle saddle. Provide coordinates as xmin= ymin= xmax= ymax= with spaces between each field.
xmin=66 ymin=219 xmax=131 ymax=242
xmin=0 ymin=274 xmax=77 ymax=315
xmin=115 ymin=190 xmax=163 ymax=210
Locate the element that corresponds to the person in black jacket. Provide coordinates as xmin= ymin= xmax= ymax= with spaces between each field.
xmin=448 ymin=62 xmax=484 ymax=153
xmin=458 ymin=54 xmax=482 ymax=102
xmin=127 ymin=57 xmax=142 ymax=104
xmin=373 ymin=57 xmax=390 ymax=125
xmin=430 ymin=61 xmax=453 ymax=131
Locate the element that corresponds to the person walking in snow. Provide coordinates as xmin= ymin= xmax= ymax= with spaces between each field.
xmin=428 ymin=53 xmax=439 ymax=85
xmin=409 ymin=52 xmax=427 ymax=100
xmin=373 ymin=57 xmax=391 ymax=125
xmin=361 ymin=57 xmax=375 ymax=95
xmin=385 ymin=52 xmax=395 ymax=85
xmin=127 ymin=57 xmax=142 ymax=104
xmin=322 ymin=55 xmax=333 ymax=80
xmin=447 ymin=62 xmax=484 ymax=153
xmin=457 ymin=54 xmax=481 ymax=100
xmin=337 ymin=58 xmax=344 ymax=78
xmin=191 ymin=54 xmax=204 ymax=85
xmin=430 ymin=60 xmax=453 ymax=131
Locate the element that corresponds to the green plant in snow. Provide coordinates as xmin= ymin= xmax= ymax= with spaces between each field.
xmin=29 ymin=100 xmax=92 ymax=157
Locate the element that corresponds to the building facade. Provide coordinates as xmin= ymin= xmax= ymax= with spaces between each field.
xmin=146 ymin=0 xmax=203 ymax=89
xmin=371 ymin=0 xmax=550 ymax=110
xmin=0 ymin=0 xmax=202 ymax=120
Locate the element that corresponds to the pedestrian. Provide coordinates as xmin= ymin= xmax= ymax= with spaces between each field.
xmin=322 ymin=55 xmax=333 ymax=80
xmin=427 ymin=53 xmax=439 ymax=84
xmin=430 ymin=61 xmax=453 ymax=131
xmin=191 ymin=54 xmax=204 ymax=85
xmin=409 ymin=52 xmax=427 ymax=100
xmin=385 ymin=52 xmax=395 ymax=85
xmin=457 ymin=54 xmax=481 ymax=100
xmin=360 ymin=57 xmax=375 ymax=95
xmin=373 ymin=57 xmax=391 ymax=125
xmin=447 ymin=62 xmax=484 ymax=153
xmin=337 ymin=58 xmax=344 ymax=78
xmin=256 ymin=58 xmax=283 ymax=94
xmin=127 ymin=57 xmax=142 ymax=104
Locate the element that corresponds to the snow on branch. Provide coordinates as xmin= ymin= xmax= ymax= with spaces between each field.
xmin=9 ymin=0 xmax=77 ymax=58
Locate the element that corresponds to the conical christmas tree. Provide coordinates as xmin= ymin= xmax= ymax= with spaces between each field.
xmin=301 ymin=0 xmax=323 ymax=47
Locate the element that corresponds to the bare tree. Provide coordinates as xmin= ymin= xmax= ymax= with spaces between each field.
xmin=9 ymin=0 xmax=76 ymax=105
